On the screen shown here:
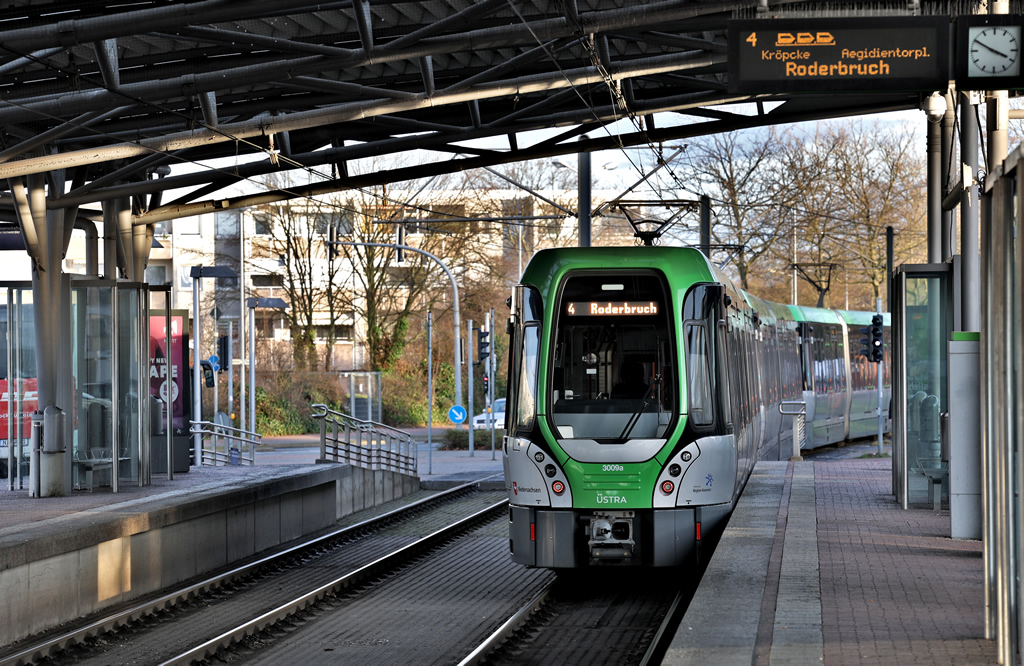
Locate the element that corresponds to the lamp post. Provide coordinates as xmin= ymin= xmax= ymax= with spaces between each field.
xmin=189 ymin=265 xmax=237 ymax=466
xmin=246 ymin=297 xmax=289 ymax=434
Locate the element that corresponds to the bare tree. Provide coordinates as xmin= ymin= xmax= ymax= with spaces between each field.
xmin=781 ymin=120 xmax=926 ymax=308
xmin=336 ymin=164 xmax=479 ymax=373
xmin=249 ymin=173 xmax=349 ymax=371
xmin=683 ymin=127 xmax=790 ymax=290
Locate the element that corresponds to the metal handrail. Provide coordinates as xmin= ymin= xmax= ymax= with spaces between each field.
xmin=311 ymin=404 xmax=417 ymax=475
xmin=189 ymin=420 xmax=260 ymax=466
xmin=779 ymin=400 xmax=807 ymax=416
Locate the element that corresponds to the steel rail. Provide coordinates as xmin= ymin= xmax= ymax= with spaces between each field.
xmin=0 ymin=479 xmax=494 ymax=666
xmin=456 ymin=579 xmax=557 ymax=666
xmin=639 ymin=587 xmax=690 ymax=666
xmin=159 ymin=498 xmax=510 ymax=665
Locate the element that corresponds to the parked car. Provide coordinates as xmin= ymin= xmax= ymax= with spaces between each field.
xmin=471 ymin=398 xmax=505 ymax=429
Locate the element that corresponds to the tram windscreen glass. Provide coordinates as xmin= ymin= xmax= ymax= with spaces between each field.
xmin=550 ymin=273 xmax=675 ymax=441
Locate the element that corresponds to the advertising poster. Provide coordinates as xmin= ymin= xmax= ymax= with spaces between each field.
xmin=150 ymin=311 xmax=187 ymax=431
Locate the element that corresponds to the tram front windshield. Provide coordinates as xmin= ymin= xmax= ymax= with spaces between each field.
xmin=550 ymin=273 xmax=675 ymax=441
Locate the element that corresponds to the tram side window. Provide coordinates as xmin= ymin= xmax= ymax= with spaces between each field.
xmin=685 ymin=322 xmax=713 ymax=426
xmin=717 ymin=323 xmax=733 ymax=425
xmin=515 ymin=324 xmax=540 ymax=432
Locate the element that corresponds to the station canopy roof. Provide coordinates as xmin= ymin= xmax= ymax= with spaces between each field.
xmin=0 ymin=0 xmax=993 ymax=224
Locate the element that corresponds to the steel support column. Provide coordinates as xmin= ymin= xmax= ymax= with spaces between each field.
xmin=961 ymin=93 xmax=980 ymax=332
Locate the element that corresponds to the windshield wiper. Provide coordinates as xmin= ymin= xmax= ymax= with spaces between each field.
xmin=617 ymin=374 xmax=662 ymax=441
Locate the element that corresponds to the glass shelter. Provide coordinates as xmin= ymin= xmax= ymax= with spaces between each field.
xmin=1 ymin=278 xmax=168 ymax=494
xmin=892 ymin=263 xmax=955 ymax=509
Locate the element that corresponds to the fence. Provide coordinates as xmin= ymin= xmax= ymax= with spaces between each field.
xmin=189 ymin=418 xmax=260 ymax=466
xmin=312 ymin=403 xmax=416 ymax=475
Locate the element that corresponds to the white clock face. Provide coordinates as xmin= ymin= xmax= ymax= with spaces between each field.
xmin=969 ymin=25 xmax=1021 ymax=77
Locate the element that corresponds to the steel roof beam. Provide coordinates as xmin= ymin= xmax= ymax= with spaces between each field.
xmin=438 ymin=38 xmax=572 ymax=93
xmin=92 ymin=39 xmax=120 ymax=89
xmin=131 ymin=95 xmax=918 ymax=225
xmin=0 ymin=50 xmax=721 ymax=178
xmin=352 ymin=0 xmax=375 ymax=52
xmin=0 ymin=1 xmax=735 ymax=126
xmin=64 ymin=151 xmax=178 ymax=198
xmin=174 ymin=25 xmax=358 ymax=59
xmin=50 ymin=85 xmax=757 ymax=208
xmin=419 ymin=56 xmax=435 ymax=97
xmin=384 ymin=0 xmax=514 ymax=51
xmin=277 ymin=76 xmax=420 ymax=101
xmin=0 ymin=0 xmax=322 ymax=52
xmin=628 ymin=31 xmax=728 ymax=53
xmin=0 ymin=47 xmax=64 ymax=77
xmin=0 ymin=105 xmax=131 ymax=164
xmin=199 ymin=91 xmax=218 ymax=128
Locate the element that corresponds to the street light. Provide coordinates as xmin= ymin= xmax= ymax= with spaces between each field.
xmin=246 ymin=297 xmax=289 ymax=434
xmin=332 ymin=241 xmax=463 ymax=423
xmin=190 ymin=265 xmax=237 ymax=466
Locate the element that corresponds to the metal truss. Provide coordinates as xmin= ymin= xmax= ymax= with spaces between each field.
xmin=0 ymin=0 xmax=980 ymax=227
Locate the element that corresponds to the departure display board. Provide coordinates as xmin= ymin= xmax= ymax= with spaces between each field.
xmin=728 ymin=17 xmax=949 ymax=93
xmin=566 ymin=301 xmax=660 ymax=316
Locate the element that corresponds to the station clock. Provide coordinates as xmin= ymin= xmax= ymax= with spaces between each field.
xmin=956 ymin=15 xmax=1024 ymax=89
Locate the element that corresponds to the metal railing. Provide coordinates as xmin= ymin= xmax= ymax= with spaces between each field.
xmin=189 ymin=420 xmax=260 ymax=466
xmin=312 ymin=404 xmax=417 ymax=475
xmin=779 ymin=400 xmax=807 ymax=461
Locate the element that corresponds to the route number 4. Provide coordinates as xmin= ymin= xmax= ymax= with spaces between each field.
xmin=746 ymin=33 xmax=757 ymax=47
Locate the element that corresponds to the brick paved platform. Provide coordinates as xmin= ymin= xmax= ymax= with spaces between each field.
xmin=665 ymin=458 xmax=997 ymax=665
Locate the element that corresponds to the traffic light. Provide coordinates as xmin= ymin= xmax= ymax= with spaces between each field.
xmin=869 ymin=314 xmax=884 ymax=363
xmin=327 ymin=225 xmax=338 ymax=260
xmin=482 ymin=374 xmax=490 ymax=394
xmin=217 ymin=335 xmax=229 ymax=368
xmin=477 ymin=329 xmax=490 ymax=361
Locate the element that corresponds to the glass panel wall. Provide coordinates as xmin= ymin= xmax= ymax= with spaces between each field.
xmin=116 ymin=285 xmax=145 ymax=487
xmin=894 ymin=266 xmax=952 ymax=508
xmin=70 ymin=280 xmax=151 ymax=491
xmin=1 ymin=285 xmax=35 ymax=490
xmin=71 ymin=282 xmax=114 ymax=490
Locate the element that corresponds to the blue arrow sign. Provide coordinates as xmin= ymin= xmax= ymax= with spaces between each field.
xmin=208 ymin=355 xmax=220 ymax=372
xmin=448 ymin=405 xmax=467 ymax=424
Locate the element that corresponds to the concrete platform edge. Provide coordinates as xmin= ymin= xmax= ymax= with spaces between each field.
xmin=0 ymin=463 xmax=418 ymax=648
xmin=664 ymin=461 xmax=789 ymax=664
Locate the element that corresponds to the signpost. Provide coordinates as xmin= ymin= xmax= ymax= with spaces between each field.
xmin=448 ymin=405 xmax=466 ymax=425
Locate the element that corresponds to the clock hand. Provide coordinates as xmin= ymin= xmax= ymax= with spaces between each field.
xmin=975 ymin=40 xmax=1010 ymax=59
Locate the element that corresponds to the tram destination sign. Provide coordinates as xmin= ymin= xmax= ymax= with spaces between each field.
xmin=728 ymin=17 xmax=949 ymax=93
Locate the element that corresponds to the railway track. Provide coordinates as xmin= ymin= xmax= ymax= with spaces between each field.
xmin=0 ymin=480 xmax=511 ymax=666
xmin=459 ymin=569 xmax=696 ymax=666
xmin=459 ymin=522 xmax=724 ymax=666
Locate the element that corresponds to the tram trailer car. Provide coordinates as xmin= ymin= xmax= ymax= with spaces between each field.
xmin=502 ymin=246 xmax=890 ymax=569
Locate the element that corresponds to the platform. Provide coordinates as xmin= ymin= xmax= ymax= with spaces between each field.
xmin=0 ymin=458 xmax=420 ymax=649
xmin=665 ymin=457 xmax=997 ymax=664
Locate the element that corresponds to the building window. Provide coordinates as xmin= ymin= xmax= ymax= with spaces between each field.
xmin=215 ymin=210 xmax=240 ymax=238
xmin=254 ymin=212 xmax=272 ymax=236
xmin=315 ymin=324 xmax=353 ymax=341
xmin=145 ymin=265 xmax=169 ymax=285
xmin=251 ymin=274 xmax=284 ymax=288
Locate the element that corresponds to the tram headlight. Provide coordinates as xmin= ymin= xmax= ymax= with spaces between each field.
xmin=669 ymin=463 xmax=681 ymax=477
xmin=545 ymin=464 xmax=557 ymax=477
xmin=681 ymin=451 xmax=692 ymax=462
